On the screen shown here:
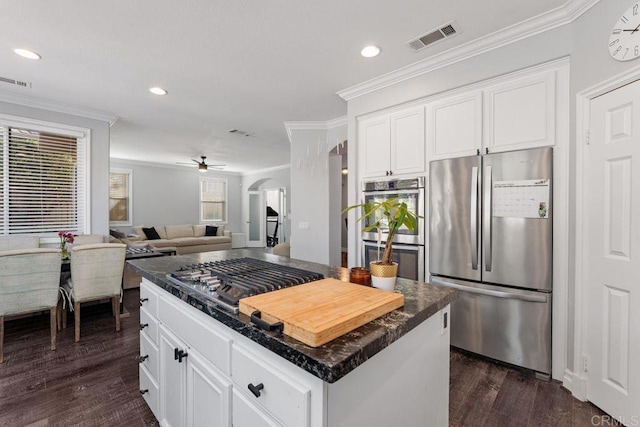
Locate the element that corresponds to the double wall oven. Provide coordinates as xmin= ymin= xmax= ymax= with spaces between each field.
xmin=361 ymin=177 xmax=425 ymax=281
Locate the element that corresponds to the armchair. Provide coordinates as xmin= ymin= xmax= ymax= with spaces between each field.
xmin=62 ymin=243 xmax=126 ymax=342
xmin=0 ymin=248 xmax=62 ymax=363
xmin=0 ymin=236 xmax=41 ymax=251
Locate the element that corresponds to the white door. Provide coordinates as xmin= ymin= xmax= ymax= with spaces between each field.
xmin=247 ymin=191 xmax=264 ymax=247
xmin=585 ymin=79 xmax=640 ymax=422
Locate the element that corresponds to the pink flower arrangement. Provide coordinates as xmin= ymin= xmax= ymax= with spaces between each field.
xmin=58 ymin=230 xmax=76 ymax=247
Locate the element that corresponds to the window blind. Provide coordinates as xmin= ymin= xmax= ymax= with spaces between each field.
xmin=200 ymin=178 xmax=227 ymax=222
xmin=109 ymin=171 xmax=130 ymax=223
xmin=0 ymin=125 xmax=86 ymax=235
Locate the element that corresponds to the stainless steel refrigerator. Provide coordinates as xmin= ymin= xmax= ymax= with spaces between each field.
xmin=429 ymin=147 xmax=552 ymax=377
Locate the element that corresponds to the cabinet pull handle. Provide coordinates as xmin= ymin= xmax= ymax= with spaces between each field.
xmin=250 ymin=310 xmax=284 ymax=333
xmin=248 ymin=383 xmax=264 ymax=398
xmin=139 ymin=355 xmax=149 ymax=363
xmin=140 ymin=389 xmax=149 ymax=395
xmin=174 ymin=348 xmax=188 ymax=363
xmin=140 ymin=323 xmax=149 ymax=331
xmin=139 ymin=298 xmax=149 ymax=306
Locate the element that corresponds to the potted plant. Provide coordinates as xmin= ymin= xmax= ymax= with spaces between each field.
xmin=343 ymin=198 xmax=420 ymax=290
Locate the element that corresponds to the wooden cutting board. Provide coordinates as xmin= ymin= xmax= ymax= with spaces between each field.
xmin=239 ymin=278 xmax=404 ymax=347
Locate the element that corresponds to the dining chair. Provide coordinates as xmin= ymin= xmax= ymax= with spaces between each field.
xmin=61 ymin=243 xmax=126 ymax=342
xmin=0 ymin=235 xmax=41 ymax=251
xmin=0 ymin=248 xmax=62 ymax=363
xmin=67 ymin=234 xmax=106 ymax=248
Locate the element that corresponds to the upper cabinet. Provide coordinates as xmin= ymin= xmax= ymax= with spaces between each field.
xmin=359 ymin=106 xmax=425 ymax=178
xmin=426 ymin=91 xmax=483 ymax=160
xmin=484 ymin=70 xmax=556 ymax=152
xmin=357 ymin=60 xmax=566 ymax=176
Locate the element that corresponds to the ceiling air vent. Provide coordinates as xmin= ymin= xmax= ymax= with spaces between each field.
xmin=228 ymin=128 xmax=255 ymax=137
xmin=0 ymin=76 xmax=32 ymax=88
xmin=406 ymin=21 xmax=461 ymax=52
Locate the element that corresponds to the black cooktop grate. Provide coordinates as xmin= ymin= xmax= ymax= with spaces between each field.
xmin=167 ymin=257 xmax=324 ymax=313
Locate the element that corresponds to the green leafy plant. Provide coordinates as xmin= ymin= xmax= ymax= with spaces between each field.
xmin=343 ymin=198 xmax=420 ymax=266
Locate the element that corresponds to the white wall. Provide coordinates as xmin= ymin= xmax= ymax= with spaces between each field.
xmin=289 ymin=124 xmax=347 ymax=265
xmin=344 ymin=0 xmax=639 ymax=378
xmin=110 ymin=160 xmax=243 ymax=233
xmin=0 ymin=101 xmax=111 ymax=235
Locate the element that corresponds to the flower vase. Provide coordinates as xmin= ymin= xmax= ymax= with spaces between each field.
xmin=61 ymin=245 xmax=69 ymax=260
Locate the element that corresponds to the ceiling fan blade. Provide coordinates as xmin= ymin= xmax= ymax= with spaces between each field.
xmin=176 ymin=162 xmax=197 ymax=166
xmin=191 ymin=159 xmax=200 ymax=164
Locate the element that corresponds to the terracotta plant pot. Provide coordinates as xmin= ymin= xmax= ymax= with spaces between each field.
xmin=369 ymin=262 xmax=398 ymax=291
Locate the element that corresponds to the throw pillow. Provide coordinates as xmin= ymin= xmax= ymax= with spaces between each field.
xmin=109 ymin=228 xmax=126 ymax=239
xmin=142 ymin=226 xmax=161 ymax=240
xmin=205 ymin=225 xmax=218 ymax=236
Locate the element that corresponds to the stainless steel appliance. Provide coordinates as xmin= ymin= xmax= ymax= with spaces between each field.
xmin=361 ymin=177 xmax=425 ymax=281
xmin=429 ymin=147 xmax=552 ymax=377
xmin=167 ymin=258 xmax=324 ymax=314
xmin=362 ymin=241 xmax=424 ymax=282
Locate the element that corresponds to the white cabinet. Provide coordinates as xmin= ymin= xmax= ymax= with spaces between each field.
xmin=140 ymin=279 xmax=450 ymax=427
xmin=232 ymin=344 xmax=310 ymax=427
xmin=359 ymin=106 xmax=425 ymax=178
xmin=483 ymin=69 xmax=556 ymax=152
xmin=233 ymin=389 xmax=282 ymax=427
xmin=425 ymin=68 xmax=558 ymax=161
xmin=158 ymin=325 xmax=232 ymax=427
xmin=426 ymin=91 xmax=483 ymax=160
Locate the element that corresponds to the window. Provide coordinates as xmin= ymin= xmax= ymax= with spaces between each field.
xmin=200 ymin=177 xmax=227 ymax=223
xmin=109 ymin=169 xmax=132 ymax=226
xmin=0 ymin=116 xmax=89 ymax=236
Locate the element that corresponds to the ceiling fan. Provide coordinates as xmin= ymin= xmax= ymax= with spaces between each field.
xmin=176 ymin=156 xmax=225 ymax=172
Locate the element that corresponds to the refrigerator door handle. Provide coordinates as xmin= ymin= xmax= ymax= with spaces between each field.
xmin=430 ymin=278 xmax=548 ymax=303
xmin=470 ymin=166 xmax=479 ymax=270
xmin=484 ymin=165 xmax=493 ymax=272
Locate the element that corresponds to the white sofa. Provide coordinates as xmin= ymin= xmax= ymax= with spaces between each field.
xmin=128 ymin=224 xmax=232 ymax=255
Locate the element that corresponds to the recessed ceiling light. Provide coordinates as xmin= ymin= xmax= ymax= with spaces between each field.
xmin=14 ymin=48 xmax=41 ymax=60
xmin=149 ymin=87 xmax=168 ymax=96
xmin=360 ymin=45 xmax=381 ymax=58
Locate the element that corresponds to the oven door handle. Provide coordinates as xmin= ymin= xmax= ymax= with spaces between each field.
xmin=363 ymin=189 xmax=421 ymax=197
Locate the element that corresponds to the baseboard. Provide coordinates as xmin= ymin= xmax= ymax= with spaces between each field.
xmin=563 ymin=369 xmax=587 ymax=401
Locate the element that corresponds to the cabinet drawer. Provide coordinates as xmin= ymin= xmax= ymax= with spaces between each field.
xmin=233 ymin=389 xmax=282 ymax=427
xmin=140 ymin=281 xmax=159 ymax=317
xmin=139 ymin=365 xmax=160 ymax=420
xmin=232 ymin=345 xmax=310 ymax=427
xmin=140 ymin=307 xmax=159 ymax=346
xmin=158 ymin=296 xmax=232 ymax=375
xmin=140 ymin=332 xmax=159 ymax=382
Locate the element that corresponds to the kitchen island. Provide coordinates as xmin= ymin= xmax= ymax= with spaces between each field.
xmin=128 ymin=249 xmax=457 ymax=427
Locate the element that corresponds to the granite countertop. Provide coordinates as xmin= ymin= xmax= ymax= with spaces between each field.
xmin=127 ymin=249 xmax=457 ymax=383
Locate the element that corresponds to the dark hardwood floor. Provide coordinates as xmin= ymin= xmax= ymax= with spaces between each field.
xmin=0 ymin=288 xmax=613 ymax=426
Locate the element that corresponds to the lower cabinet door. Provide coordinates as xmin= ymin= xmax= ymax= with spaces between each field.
xmin=186 ymin=350 xmax=231 ymax=427
xmin=232 ymin=389 xmax=282 ymax=427
xmin=139 ymin=365 xmax=160 ymax=419
xmin=159 ymin=326 xmax=187 ymax=427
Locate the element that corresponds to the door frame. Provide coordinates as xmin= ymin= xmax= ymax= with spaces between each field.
xmin=246 ymin=190 xmax=264 ymax=247
xmin=572 ymin=63 xmax=640 ymax=401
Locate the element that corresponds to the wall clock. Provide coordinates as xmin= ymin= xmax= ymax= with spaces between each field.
xmin=609 ymin=1 xmax=640 ymax=61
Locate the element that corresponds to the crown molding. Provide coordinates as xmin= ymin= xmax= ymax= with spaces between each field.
xmin=0 ymin=90 xmax=119 ymax=125
xmin=284 ymin=116 xmax=348 ymax=143
xmin=337 ymin=0 xmax=600 ymax=101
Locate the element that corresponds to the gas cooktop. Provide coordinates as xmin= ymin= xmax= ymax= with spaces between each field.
xmin=166 ymin=257 xmax=324 ymax=313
